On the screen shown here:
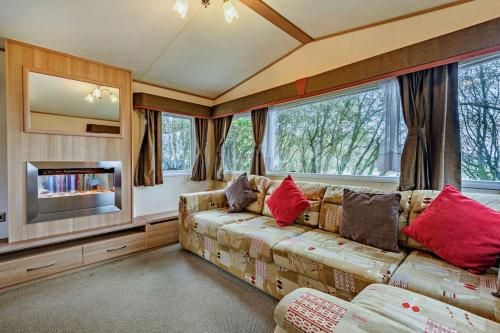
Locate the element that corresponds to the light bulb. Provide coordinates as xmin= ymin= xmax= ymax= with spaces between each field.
xmin=223 ymin=0 xmax=239 ymax=23
xmin=92 ymin=87 xmax=102 ymax=99
xmin=85 ymin=94 xmax=94 ymax=103
xmin=173 ymin=0 xmax=189 ymax=19
xmin=110 ymin=93 xmax=118 ymax=104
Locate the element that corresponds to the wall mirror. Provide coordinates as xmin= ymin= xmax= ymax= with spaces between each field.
xmin=24 ymin=69 xmax=121 ymax=137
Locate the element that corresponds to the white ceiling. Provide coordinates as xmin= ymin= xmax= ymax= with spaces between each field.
xmin=0 ymin=0 xmax=463 ymax=99
xmin=263 ymin=0 xmax=457 ymax=38
xmin=29 ymin=72 xmax=120 ymax=121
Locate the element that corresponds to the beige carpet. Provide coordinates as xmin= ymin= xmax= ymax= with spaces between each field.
xmin=0 ymin=245 xmax=278 ymax=333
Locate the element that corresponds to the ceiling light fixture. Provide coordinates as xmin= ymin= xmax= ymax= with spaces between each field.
xmin=222 ymin=0 xmax=239 ymax=23
xmin=172 ymin=0 xmax=239 ymax=23
xmin=85 ymin=86 xmax=118 ymax=104
xmin=173 ymin=0 xmax=189 ymax=18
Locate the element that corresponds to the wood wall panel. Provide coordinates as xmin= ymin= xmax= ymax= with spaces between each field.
xmin=5 ymin=40 xmax=132 ymax=243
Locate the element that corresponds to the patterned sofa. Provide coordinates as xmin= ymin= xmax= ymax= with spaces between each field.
xmin=178 ymin=175 xmax=500 ymax=324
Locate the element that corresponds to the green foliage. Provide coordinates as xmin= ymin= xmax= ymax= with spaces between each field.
xmin=161 ymin=115 xmax=191 ymax=171
xmin=273 ymin=88 xmax=386 ymax=175
xmin=224 ymin=116 xmax=253 ymax=171
xmin=459 ymin=56 xmax=500 ymax=181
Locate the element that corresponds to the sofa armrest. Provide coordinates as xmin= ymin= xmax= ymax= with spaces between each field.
xmin=179 ymin=189 xmax=227 ymax=217
xmin=274 ymin=288 xmax=412 ymax=333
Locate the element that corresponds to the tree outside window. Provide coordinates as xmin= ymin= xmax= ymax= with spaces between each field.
xmin=161 ymin=114 xmax=193 ymax=171
xmin=458 ymin=55 xmax=500 ymax=181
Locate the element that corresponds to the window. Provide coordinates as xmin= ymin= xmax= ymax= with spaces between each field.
xmin=458 ymin=54 xmax=499 ymax=182
xmin=265 ymin=79 xmax=405 ymax=177
xmin=223 ymin=113 xmax=253 ymax=171
xmin=161 ymin=114 xmax=193 ymax=172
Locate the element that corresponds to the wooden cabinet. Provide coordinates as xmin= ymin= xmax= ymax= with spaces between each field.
xmin=146 ymin=219 xmax=178 ymax=248
xmin=0 ymin=246 xmax=82 ymax=288
xmin=83 ymin=232 xmax=147 ymax=265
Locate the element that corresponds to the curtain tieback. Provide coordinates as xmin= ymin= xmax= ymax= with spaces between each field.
xmin=408 ymin=126 xmax=426 ymax=138
xmin=254 ymin=145 xmax=262 ymax=152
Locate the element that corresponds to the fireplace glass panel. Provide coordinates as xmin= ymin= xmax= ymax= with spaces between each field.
xmin=27 ymin=162 xmax=121 ymax=224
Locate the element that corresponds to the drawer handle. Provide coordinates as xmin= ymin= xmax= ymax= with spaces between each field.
xmin=26 ymin=262 xmax=56 ymax=272
xmin=107 ymin=245 xmax=127 ymax=252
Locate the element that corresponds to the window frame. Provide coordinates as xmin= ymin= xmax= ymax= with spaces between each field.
xmin=161 ymin=112 xmax=195 ymax=176
xmin=223 ymin=112 xmax=252 ymax=173
xmin=457 ymin=52 xmax=500 ymax=189
xmin=263 ymin=80 xmax=402 ymax=182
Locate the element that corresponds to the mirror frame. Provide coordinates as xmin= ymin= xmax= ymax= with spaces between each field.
xmin=23 ymin=66 xmax=124 ymax=138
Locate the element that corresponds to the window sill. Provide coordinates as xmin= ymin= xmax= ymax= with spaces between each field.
xmin=224 ymin=171 xmax=399 ymax=183
xmin=462 ymin=180 xmax=500 ymax=190
xmin=163 ymin=170 xmax=192 ymax=177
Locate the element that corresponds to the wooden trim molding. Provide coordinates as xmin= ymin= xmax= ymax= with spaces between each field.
xmin=240 ymin=0 xmax=313 ymax=44
xmin=133 ymin=79 xmax=213 ymax=101
xmin=133 ymin=92 xmax=211 ymax=118
xmin=211 ymin=17 xmax=500 ymax=118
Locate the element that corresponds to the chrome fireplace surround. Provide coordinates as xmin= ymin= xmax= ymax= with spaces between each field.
xmin=27 ymin=161 xmax=122 ymax=224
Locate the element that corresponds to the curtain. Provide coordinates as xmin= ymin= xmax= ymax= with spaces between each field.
xmin=212 ymin=115 xmax=233 ymax=180
xmin=191 ymin=118 xmax=208 ymax=181
xmin=398 ymin=63 xmax=461 ymax=191
xmin=134 ymin=108 xmax=163 ymax=186
xmin=250 ymin=107 xmax=268 ymax=176
xmin=377 ymin=79 xmax=403 ymax=173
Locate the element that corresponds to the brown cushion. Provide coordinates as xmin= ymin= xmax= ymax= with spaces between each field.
xmin=340 ymin=188 xmax=401 ymax=252
xmin=224 ymin=173 xmax=257 ymax=213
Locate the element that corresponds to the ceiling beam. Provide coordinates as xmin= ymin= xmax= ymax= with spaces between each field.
xmin=240 ymin=0 xmax=313 ymax=44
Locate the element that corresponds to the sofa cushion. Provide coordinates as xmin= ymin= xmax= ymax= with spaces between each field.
xmin=266 ymin=175 xmax=311 ymax=226
xmin=353 ymin=284 xmax=500 ymax=332
xmin=274 ymin=288 xmax=412 ymax=333
xmin=319 ymin=186 xmax=412 ymax=245
xmin=389 ymin=250 xmax=500 ymax=323
xmin=217 ymin=216 xmax=312 ymax=263
xmin=263 ymin=180 xmax=327 ymax=227
xmin=184 ymin=208 xmax=258 ymax=239
xmin=403 ymin=185 xmax=500 ymax=274
xmin=246 ymin=175 xmax=272 ymax=214
xmin=225 ymin=172 xmax=257 ymax=212
xmin=406 ymin=190 xmax=500 ymax=252
xmin=273 ymin=229 xmax=407 ymax=299
xmin=340 ymin=189 xmax=401 ymax=253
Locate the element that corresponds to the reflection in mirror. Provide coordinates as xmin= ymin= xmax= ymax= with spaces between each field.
xmin=27 ymin=71 xmax=120 ymax=135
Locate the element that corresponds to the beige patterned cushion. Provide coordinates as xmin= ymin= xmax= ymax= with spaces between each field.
xmin=406 ymin=190 xmax=500 ymax=251
xmin=273 ymin=229 xmax=407 ymax=299
xmin=183 ymin=208 xmax=258 ymax=239
xmin=217 ymin=216 xmax=311 ymax=263
xmin=274 ymin=287 xmax=413 ymax=333
xmin=261 ymin=180 xmax=327 ymax=227
xmin=245 ymin=175 xmax=272 ymax=214
xmin=389 ymin=250 xmax=500 ymax=322
xmin=353 ymin=284 xmax=500 ymax=331
xmin=318 ymin=185 xmax=411 ymax=242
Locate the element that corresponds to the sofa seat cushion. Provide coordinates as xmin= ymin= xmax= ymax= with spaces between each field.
xmin=217 ymin=216 xmax=312 ymax=263
xmin=353 ymin=284 xmax=500 ymax=332
xmin=389 ymin=250 xmax=500 ymax=322
xmin=273 ymin=229 xmax=407 ymax=296
xmin=184 ymin=208 xmax=258 ymax=239
xmin=274 ymin=287 xmax=413 ymax=333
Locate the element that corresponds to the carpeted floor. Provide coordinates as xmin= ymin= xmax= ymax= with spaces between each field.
xmin=0 ymin=245 xmax=278 ymax=333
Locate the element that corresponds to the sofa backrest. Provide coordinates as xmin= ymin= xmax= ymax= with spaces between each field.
xmin=318 ymin=185 xmax=412 ymax=246
xmin=405 ymin=190 xmax=500 ymax=252
xmin=261 ymin=180 xmax=327 ymax=227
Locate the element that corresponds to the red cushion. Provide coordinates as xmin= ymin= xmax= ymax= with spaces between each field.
xmin=266 ymin=175 xmax=310 ymax=227
xmin=403 ymin=185 xmax=500 ymax=274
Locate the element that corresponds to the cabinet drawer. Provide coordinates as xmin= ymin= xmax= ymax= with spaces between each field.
xmin=0 ymin=246 xmax=83 ymax=288
xmin=147 ymin=220 xmax=178 ymax=248
xmin=83 ymin=232 xmax=146 ymax=265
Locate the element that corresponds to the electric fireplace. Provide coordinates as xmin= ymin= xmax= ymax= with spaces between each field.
xmin=26 ymin=161 xmax=122 ymax=224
